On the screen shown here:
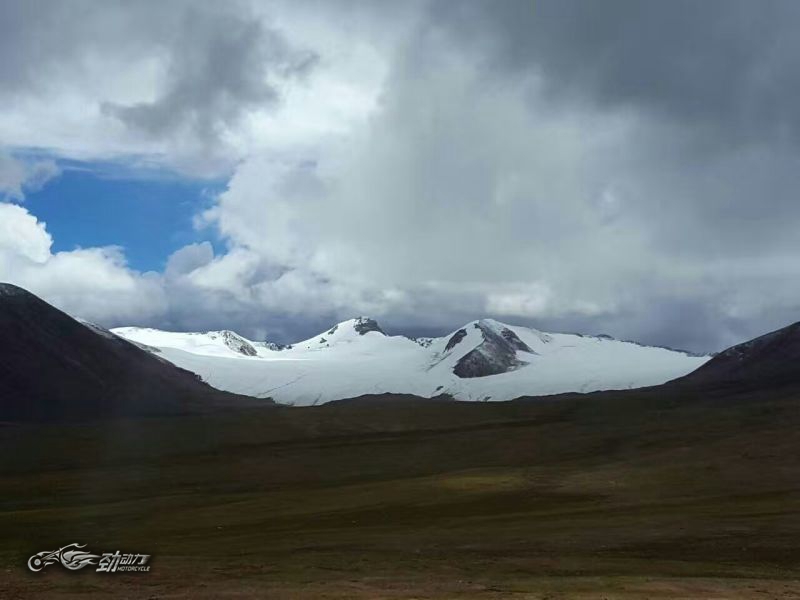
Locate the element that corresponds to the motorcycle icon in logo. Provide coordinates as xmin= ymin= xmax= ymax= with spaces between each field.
xmin=28 ymin=543 xmax=100 ymax=572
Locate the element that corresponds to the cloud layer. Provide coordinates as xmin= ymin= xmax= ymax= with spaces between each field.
xmin=2 ymin=0 xmax=800 ymax=352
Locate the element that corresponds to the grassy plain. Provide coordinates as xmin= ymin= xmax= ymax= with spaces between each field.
xmin=1 ymin=387 xmax=799 ymax=598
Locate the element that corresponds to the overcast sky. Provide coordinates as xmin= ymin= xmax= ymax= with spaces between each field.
xmin=2 ymin=0 xmax=800 ymax=352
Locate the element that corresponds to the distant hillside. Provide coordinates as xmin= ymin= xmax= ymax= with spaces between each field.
xmin=0 ymin=283 xmax=260 ymax=421
xmin=672 ymin=321 xmax=800 ymax=390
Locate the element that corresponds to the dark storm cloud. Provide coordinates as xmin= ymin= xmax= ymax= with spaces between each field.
xmin=0 ymin=1 xmax=78 ymax=92
xmin=431 ymin=0 xmax=800 ymax=145
xmin=103 ymin=8 xmax=318 ymax=143
xmin=0 ymin=0 xmax=161 ymax=93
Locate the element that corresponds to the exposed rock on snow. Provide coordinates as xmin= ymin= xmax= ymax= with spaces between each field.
xmin=452 ymin=321 xmax=532 ymax=378
xmin=218 ymin=330 xmax=258 ymax=356
xmin=445 ymin=329 xmax=468 ymax=352
xmin=353 ymin=317 xmax=384 ymax=336
xmin=261 ymin=341 xmax=292 ymax=352
xmin=412 ymin=337 xmax=434 ymax=348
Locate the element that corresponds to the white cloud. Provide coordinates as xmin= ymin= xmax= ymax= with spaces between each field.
xmin=164 ymin=241 xmax=215 ymax=279
xmin=0 ymin=152 xmax=60 ymax=201
xmin=0 ymin=1 xmax=389 ymax=178
xmin=0 ymin=203 xmax=165 ymax=325
xmin=485 ymin=284 xmax=553 ymax=318
xmin=171 ymin=12 xmax=800 ymax=351
xmin=187 ymin=31 xmax=643 ymax=330
xmin=0 ymin=203 xmax=52 ymax=263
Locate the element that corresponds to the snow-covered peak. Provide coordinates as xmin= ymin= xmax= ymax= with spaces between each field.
xmin=216 ymin=330 xmax=258 ymax=356
xmin=473 ymin=318 xmax=552 ymax=345
xmin=473 ymin=317 xmax=511 ymax=332
xmin=428 ymin=319 xmax=535 ymax=379
xmin=352 ymin=316 xmax=385 ymax=336
xmin=293 ymin=317 xmax=386 ymax=350
xmin=110 ymin=327 xmax=259 ymax=358
xmin=327 ymin=316 xmax=385 ymax=336
xmin=433 ymin=319 xmax=538 ymax=358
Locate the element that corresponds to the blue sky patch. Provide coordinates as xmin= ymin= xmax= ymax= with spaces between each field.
xmin=25 ymin=159 xmax=227 ymax=272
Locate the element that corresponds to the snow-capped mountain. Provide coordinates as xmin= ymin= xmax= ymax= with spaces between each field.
xmin=112 ymin=327 xmax=260 ymax=357
xmin=112 ymin=317 xmax=710 ymax=406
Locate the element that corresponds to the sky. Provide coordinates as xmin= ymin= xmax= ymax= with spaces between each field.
xmin=2 ymin=0 xmax=800 ymax=352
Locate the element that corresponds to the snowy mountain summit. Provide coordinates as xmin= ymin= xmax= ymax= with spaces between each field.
xmin=447 ymin=319 xmax=537 ymax=378
xmin=112 ymin=317 xmax=710 ymax=406
xmin=112 ymin=327 xmax=259 ymax=358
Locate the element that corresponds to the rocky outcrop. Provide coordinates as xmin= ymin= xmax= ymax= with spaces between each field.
xmin=219 ymin=330 xmax=258 ymax=356
xmin=453 ymin=320 xmax=534 ymax=379
xmin=353 ymin=317 xmax=385 ymax=336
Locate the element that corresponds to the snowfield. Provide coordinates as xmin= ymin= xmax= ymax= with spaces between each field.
xmin=112 ymin=318 xmax=710 ymax=406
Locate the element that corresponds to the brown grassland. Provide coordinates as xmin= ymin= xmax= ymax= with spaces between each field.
xmin=1 ymin=386 xmax=799 ymax=598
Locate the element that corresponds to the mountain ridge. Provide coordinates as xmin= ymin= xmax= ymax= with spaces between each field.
xmin=3 ymin=283 xmax=797 ymax=416
xmin=112 ymin=314 xmax=710 ymax=406
xmin=113 ymin=315 xmax=705 ymax=359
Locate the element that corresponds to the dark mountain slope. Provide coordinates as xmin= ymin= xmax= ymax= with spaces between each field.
xmin=671 ymin=321 xmax=800 ymax=390
xmin=0 ymin=283 xmax=258 ymax=421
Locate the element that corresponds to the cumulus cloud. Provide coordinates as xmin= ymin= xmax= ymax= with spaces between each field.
xmin=164 ymin=241 xmax=216 ymax=279
xmin=190 ymin=27 xmax=643 ymax=329
xmin=0 ymin=203 xmax=165 ymax=325
xmin=179 ymin=0 xmax=800 ymax=351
